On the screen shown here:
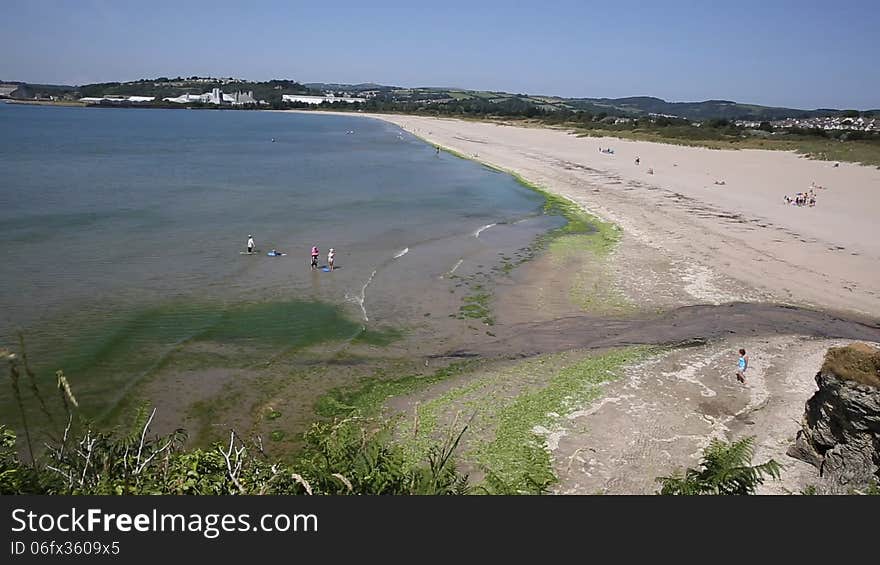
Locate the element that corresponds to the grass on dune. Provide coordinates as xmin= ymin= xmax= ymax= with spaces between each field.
xmin=573 ymin=127 xmax=880 ymax=167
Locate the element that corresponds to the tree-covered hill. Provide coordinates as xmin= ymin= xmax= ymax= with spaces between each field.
xmin=76 ymin=77 xmax=317 ymax=103
xmin=4 ymin=76 xmax=873 ymax=120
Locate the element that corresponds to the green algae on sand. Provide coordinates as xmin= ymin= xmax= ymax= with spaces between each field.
xmin=391 ymin=347 xmax=657 ymax=494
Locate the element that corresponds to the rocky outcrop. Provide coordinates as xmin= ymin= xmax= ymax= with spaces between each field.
xmin=788 ymin=343 xmax=880 ymax=492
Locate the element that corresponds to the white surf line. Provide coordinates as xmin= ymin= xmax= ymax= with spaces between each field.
xmin=448 ymin=258 xmax=464 ymax=276
xmin=473 ymin=223 xmax=497 ymax=238
xmin=347 ymin=247 xmax=408 ymax=321
xmin=348 ymin=270 xmax=377 ymax=322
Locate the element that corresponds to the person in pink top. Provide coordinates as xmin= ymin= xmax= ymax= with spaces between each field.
xmin=310 ymin=245 xmax=319 ymax=270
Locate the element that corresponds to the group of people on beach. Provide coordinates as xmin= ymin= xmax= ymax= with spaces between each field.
xmin=784 ymin=189 xmax=817 ymax=207
xmin=245 ymin=235 xmax=335 ymax=270
xmin=783 ymin=181 xmax=831 ymax=207
xmin=598 ymin=146 xmax=615 ymax=155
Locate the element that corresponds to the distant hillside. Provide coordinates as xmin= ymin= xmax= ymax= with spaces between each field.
xmin=304 ymin=82 xmax=393 ymax=92
xmin=76 ymin=77 xmax=316 ymax=102
xmin=302 ymin=83 xmax=857 ymax=120
xmin=1 ymin=77 xmax=317 ymax=103
xmin=0 ymin=81 xmax=77 ymax=100
xmin=0 ymin=81 xmax=75 ymax=90
xmin=566 ymin=96 xmax=839 ymax=120
xmin=4 ymin=77 xmax=872 ymax=120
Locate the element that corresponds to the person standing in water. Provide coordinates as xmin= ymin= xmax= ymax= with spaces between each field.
xmin=310 ymin=245 xmax=319 ymax=270
xmin=247 ymin=234 xmax=255 ymax=254
xmin=328 ymin=248 xmax=335 ymax=271
xmin=735 ymin=348 xmax=749 ymax=383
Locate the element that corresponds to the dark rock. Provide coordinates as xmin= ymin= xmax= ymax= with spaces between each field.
xmin=788 ymin=363 xmax=880 ymax=492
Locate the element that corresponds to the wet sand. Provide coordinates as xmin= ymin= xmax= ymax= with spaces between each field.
xmin=440 ymin=302 xmax=880 ymax=358
xmin=313 ymin=112 xmax=880 ymax=318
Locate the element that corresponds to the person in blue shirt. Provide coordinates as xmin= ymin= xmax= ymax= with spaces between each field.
xmin=736 ymin=348 xmax=749 ymax=384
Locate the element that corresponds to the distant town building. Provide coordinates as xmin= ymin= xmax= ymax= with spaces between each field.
xmin=78 ymin=88 xmax=263 ymax=106
xmin=79 ymin=95 xmax=155 ymax=105
xmin=230 ymin=90 xmax=258 ymax=105
xmin=735 ymin=116 xmax=880 ymax=132
xmin=281 ymin=93 xmax=367 ymax=105
xmin=161 ymin=93 xmax=204 ymax=104
xmin=163 ymin=88 xmax=263 ymax=105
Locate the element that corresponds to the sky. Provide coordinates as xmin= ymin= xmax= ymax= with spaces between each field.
xmin=2 ymin=0 xmax=878 ymax=109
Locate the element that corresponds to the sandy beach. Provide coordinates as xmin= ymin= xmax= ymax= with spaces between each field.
xmin=282 ymin=111 xmax=880 ymax=493
xmin=354 ymin=113 xmax=879 ymax=318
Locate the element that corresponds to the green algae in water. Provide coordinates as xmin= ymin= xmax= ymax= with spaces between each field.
xmin=352 ymin=327 xmax=405 ymax=347
xmin=482 ymin=163 xmax=620 ymax=252
xmin=16 ymin=299 xmax=397 ymax=422
xmin=196 ymin=301 xmax=364 ymax=345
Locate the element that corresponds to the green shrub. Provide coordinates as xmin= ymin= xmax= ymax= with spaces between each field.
xmin=1 ymin=345 xmax=470 ymax=495
xmin=657 ymin=437 xmax=781 ymax=495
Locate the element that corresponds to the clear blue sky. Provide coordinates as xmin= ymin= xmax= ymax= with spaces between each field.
xmin=2 ymin=0 xmax=878 ymax=109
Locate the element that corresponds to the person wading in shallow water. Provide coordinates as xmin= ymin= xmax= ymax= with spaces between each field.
xmin=310 ymin=245 xmax=319 ymax=270
xmin=736 ymin=348 xmax=749 ymax=384
xmin=247 ymin=234 xmax=255 ymax=254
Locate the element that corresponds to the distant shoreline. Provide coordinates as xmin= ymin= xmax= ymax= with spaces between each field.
xmin=9 ymin=99 xmax=877 ymax=167
xmin=312 ymin=110 xmax=880 ymax=317
xmin=4 ymin=99 xmax=85 ymax=107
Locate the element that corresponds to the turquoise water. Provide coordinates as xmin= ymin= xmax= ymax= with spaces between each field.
xmin=0 ymin=104 xmax=560 ymax=386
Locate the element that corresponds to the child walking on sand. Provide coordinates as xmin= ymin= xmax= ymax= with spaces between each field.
xmin=735 ymin=348 xmax=749 ymax=383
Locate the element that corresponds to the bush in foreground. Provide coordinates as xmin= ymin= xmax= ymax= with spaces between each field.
xmin=656 ymin=437 xmax=781 ymax=495
xmin=0 ymin=418 xmax=470 ymax=495
xmin=1 ymin=345 xmax=470 ymax=495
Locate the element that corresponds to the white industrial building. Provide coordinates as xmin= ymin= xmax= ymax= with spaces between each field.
xmin=79 ymin=95 xmax=155 ymax=105
xmin=163 ymin=88 xmax=261 ymax=105
xmin=282 ymin=94 xmax=367 ymax=105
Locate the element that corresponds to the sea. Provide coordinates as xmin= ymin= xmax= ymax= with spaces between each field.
xmin=0 ymin=103 xmax=562 ymax=417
